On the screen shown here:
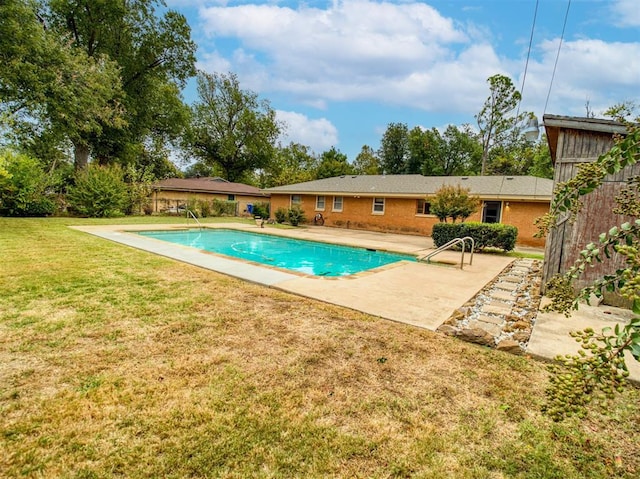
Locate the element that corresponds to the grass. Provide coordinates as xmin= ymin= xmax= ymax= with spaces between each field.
xmin=1 ymin=217 xmax=639 ymax=478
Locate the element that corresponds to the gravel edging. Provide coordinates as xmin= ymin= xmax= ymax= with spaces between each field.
xmin=437 ymin=258 xmax=543 ymax=355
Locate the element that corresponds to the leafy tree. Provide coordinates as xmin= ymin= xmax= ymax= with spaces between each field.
xmin=186 ymin=71 xmax=281 ymax=182
xmin=44 ymin=0 xmax=196 ymax=170
xmin=475 ymin=74 xmax=523 ymax=175
xmin=0 ymin=149 xmax=56 ymax=216
xmin=537 ymin=124 xmax=640 ymax=421
xmin=0 ymin=0 xmax=125 ymax=168
xmin=352 ymin=145 xmax=381 ymax=175
xmin=602 ymin=100 xmax=639 ymax=123
xmin=527 ymin=137 xmax=554 ymax=179
xmin=378 ymin=122 xmax=409 ymax=174
xmin=406 ymin=127 xmax=430 ymax=175
xmin=422 ymin=125 xmax=482 ymax=176
xmin=259 ymin=142 xmax=317 ymax=187
xmin=315 ymin=147 xmax=353 ymax=179
xmin=67 ymin=164 xmax=128 ymax=217
xmin=430 ymin=184 xmax=479 ymax=223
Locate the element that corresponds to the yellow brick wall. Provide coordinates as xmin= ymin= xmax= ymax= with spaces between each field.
xmin=152 ymin=190 xmax=268 ymax=216
xmin=269 ymin=194 xmax=548 ymax=247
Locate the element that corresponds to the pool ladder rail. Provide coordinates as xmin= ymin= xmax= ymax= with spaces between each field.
xmin=186 ymin=209 xmax=204 ymax=230
xmin=418 ymin=236 xmax=474 ymax=270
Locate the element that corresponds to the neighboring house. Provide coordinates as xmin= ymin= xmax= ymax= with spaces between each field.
xmin=265 ymin=175 xmax=553 ymax=247
xmin=151 ymin=177 xmax=269 ymax=215
xmin=541 ymin=114 xmax=638 ymax=302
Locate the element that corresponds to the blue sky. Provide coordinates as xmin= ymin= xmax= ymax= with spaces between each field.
xmin=167 ymin=0 xmax=639 ymax=161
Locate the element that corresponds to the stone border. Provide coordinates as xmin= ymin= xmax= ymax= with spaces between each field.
xmin=437 ymin=258 xmax=543 ymax=354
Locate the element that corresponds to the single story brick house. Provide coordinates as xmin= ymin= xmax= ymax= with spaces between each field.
xmin=264 ymin=175 xmax=553 ymax=247
xmin=151 ymin=177 xmax=269 ymax=215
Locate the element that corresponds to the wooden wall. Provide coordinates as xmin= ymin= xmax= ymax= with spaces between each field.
xmin=542 ymin=128 xmax=640 ymax=302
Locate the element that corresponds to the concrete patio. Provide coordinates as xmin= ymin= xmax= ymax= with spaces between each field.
xmin=72 ymin=222 xmax=639 ymax=381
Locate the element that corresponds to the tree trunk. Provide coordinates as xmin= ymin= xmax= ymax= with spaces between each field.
xmin=74 ymin=142 xmax=90 ymax=170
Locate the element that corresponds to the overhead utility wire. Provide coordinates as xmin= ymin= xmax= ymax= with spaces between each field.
xmin=515 ymin=0 xmax=539 ymax=120
xmin=544 ymin=0 xmax=571 ymax=115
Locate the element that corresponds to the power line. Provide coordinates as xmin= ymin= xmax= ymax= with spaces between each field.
xmin=544 ymin=0 xmax=572 ymax=115
xmin=516 ymin=0 xmax=539 ymax=120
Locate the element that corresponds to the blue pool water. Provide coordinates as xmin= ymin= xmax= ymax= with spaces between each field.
xmin=137 ymin=229 xmax=415 ymax=277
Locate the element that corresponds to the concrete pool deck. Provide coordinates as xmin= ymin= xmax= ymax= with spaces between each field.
xmin=72 ymin=222 xmax=640 ymax=381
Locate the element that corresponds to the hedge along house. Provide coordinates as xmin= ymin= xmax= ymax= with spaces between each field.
xmin=541 ymin=115 xmax=638 ymax=302
xmin=151 ymin=177 xmax=269 ymax=215
xmin=265 ymin=175 xmax=553 ymax=247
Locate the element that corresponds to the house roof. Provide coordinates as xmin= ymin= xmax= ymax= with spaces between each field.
xmin=264 ymin=175 xmax=553 ymax=200
xmin=153 ymin=177 xmax=268 ymax=197
xmin=543 ymin=114 xmax=628 ymax=162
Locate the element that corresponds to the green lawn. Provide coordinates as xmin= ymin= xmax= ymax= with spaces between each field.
xmin=1 ymin=217 xmax=638 ymax=478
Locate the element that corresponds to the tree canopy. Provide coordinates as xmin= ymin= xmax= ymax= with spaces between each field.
xmin=186 ymin=71 xmax=282 ymax=183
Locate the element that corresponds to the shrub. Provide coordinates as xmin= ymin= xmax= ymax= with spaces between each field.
xmin=67 ymin=164 xmax=128 ymax=217
xmin=432 ymin=222 xmax=517 ymax=252
xmin=211 ymin=199 xmax=237 ymax=216
xmin=252 ymin=201 xmax=270 ymax=219
xmin=430 ymin=184 xmax=479 ymax=223
xmin=198 ymin=199 xmax=212 ymax=218
xmin=186 ymin=197 xmax=199 ymax=216
xmin=0 ymin=150 xmax=56 ymax=217
xmin=287 ymin=206 xmax=306 ymax=226
xmin=274 ymin=207 xmax=287 ymax=224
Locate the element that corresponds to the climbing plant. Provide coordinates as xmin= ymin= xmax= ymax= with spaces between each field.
xmin=536 ymin=124 xmax=640 ymax=420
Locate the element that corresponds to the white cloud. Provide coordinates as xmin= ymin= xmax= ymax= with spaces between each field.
xmin=192 ymin=0 xmax=639 ymax=123
xmin=197 ymin=0 xmax=472 ymax=105
xmin=610 ymin=0 xmax=640 ymax=27
xmin=276 ymin=110 xmax=339 ymax=153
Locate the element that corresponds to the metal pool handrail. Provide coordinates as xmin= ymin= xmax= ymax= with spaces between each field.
xmin=419 ymin=236 xmax=475 ymax=269
xmin=186 ymin=209 xmax=203 ymax=229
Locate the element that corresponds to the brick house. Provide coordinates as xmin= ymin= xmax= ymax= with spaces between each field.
xmin=265 ymin=175 xmax=553 ymax=247
xmin=151 ymin=177 xmax=269 ymax=215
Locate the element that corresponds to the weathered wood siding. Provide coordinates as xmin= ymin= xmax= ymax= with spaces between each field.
xmin=542 ymin=128 xmax=639 ymax=300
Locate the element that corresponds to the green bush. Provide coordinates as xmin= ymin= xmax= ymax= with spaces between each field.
xmin=67 ymin=164 xmax=128 ymax=217
xmin=287 ymin=206 xmax=306 ymax=226
xmin=211 ymin=199 xmax=237 ymax=216
xmin=432 ymin=222 xmax=517 ymax=252
xmin=430 ymin=184 xmax=479 ymax=223
xmin=252 ymin=201 xmax=270 ymax=219
xmin=0 ymin=150 xmax=56 ymax=217
xmin=198 ymin=199 xmax=211 ymax=218
xmin=275 ymin=207 xmax=287 ymax=224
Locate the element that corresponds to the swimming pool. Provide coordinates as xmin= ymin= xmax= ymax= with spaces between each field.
xmin=137 ymin=229 xmax=416 ymax=277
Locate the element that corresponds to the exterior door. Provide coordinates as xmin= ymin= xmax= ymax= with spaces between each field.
xmin=482 ymin=201 xmax=502 ymax=223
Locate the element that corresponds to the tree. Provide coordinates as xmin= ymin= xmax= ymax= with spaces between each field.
xmin=352 ymin=145 xmax=381 ymax=175
xmin=44 ymin=0 xmax=196 ymax=170
xmin=259 ymin=142 xmax=317 ymax=188
xmin=378 ymin=122 xmax=409 ymax=174
xmin=186 ymin=71 xmax=281 ymax=182
xmin=421 ymin=125 xmax=482 ymax=176
xmin=0 ymin=0 xmax=125 ymax=168
xmin=537 ymin=124 xmax=640 ymax=421
xmin=315 ymin=147 xmax=353 ymax=179
xmin=430 ymin=184 xmax=479 ymax=223
xmin=67 ymin=164 xmax=128 ymax=217
xmin=475 ymin=74 xmax=523 ymax=175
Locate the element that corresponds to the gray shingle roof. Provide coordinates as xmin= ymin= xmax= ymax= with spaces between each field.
xmin=264 ymin=175 xmax=552 ymax=200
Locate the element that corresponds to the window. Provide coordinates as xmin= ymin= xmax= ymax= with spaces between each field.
xmin=332 ymin=196 xmax=343 ymax=211
xmin=372 ymin=197 xmax=385 ymax=214
xmin=416 ymin=199 xmax=431 ymax=215
xmin=227 ymin=194 xmax=235 ymax=201
xmin=291 ymin=194 xmax=302 ymax=205
xmin=482 ymin=201 xmax=502 ymax=223
xmin=316 ymin=195 xmax=326 ymax=210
